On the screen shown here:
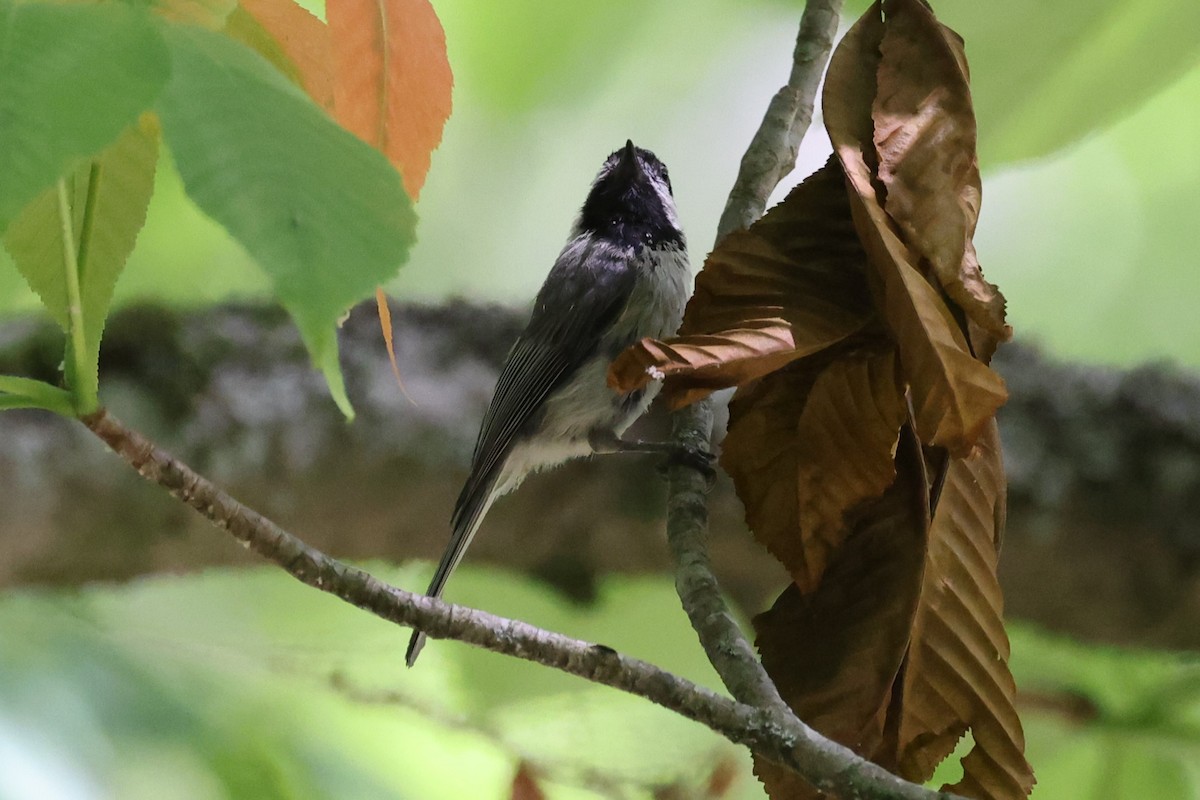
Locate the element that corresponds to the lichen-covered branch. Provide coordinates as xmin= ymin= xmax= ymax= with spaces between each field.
xmin=80 ymin=406 xmax=960 ymax=800
xmin=715 ymin=0 xmax=842 ymax=243
xmin=663 ymin=0 xmax=844 ymax=745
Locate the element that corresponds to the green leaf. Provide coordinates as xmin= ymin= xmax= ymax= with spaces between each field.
xmin=154 ymin=24 xmax=417 ymax=417
xmin=0 ymin=0 xmax=168 ymax=231
xmin=0 ymin=375 xmax=74 ymax=415
xmin=958 ymin=0 xmax=1200 ymax=166
xmin=976 ymin=63 xmax=1200 ymax=367
xmin=3 ymin=118 xmax=161 ymax=405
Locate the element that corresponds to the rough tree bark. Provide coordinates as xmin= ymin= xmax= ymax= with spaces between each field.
xmin=3 ymin=300 xmax=1198 ymax=649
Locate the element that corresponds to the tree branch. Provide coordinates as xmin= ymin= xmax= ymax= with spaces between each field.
xmin=80 ymin=406 xmax=960 ymax=800
xmin=663 ymin=0 xmax=846 ymax=759
xmin=715 ymin=0 xmax=842 ymax=243
xmin=660 ymin=2 xmax=948 ymax=797
xmin=666 ymin=400 xmax=789 ymax=714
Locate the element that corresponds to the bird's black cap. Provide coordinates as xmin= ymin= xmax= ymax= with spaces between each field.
xmin=612 ymin=139 xmax=643 ymax=185
xmin=578 ymin=141 xmax=682 ymax=248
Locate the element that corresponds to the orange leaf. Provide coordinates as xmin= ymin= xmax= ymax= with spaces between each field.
xmin=752 ymin=426 xmax=929 ymax=799
xmin=824 ymin=4 xmax=1006 ymax=456
xmin=152 ymin=0 xmax=237 ymax=28
xmin=873 ymin=0 xmax=1008 ymax=343
xmin=328 ymin=0 xmax=453 ymax=199
xmin=237 ymin=0 xmax=333 ymax=108
xmin=374 ymin=287 xmax=415 ymax=402
xmin=888 ymin=422 xmax=1034 ymax=799
xmin=609 ymin=160 xmax=873 ymax=406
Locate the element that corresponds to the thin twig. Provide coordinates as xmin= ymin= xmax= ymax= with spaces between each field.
xmin=664 ymin=0 xmax=843 ymax=725
xmin=715 ymin=0 xmax=842 ymax=244
xmin=80 ymin=407 xmax=961 ymax=800
xmin=665 ymin=400 xmax=789 ymax=714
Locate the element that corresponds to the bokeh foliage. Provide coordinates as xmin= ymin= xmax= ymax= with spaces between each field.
xmin=2 ymin=568 xmax=1197 ymax=799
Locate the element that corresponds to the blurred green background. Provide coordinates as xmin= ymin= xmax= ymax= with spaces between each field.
xmin=4 ymin=567 xmax=1198 ymax=799
xmin=3 ymin=0 xmax=1200 ymax=798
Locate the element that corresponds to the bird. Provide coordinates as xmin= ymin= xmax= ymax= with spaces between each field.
xmin=405 ymin=140 xmax=692 ymax=666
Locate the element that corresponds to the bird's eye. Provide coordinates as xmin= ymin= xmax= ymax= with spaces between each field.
xmin=659 ymin=166 xmax=672 ymax=191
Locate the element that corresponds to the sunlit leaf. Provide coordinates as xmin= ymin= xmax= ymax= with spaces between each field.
xmin=842 ymin=0 xmax=1200 ymax=167
xmin=609 ymin=161 xmax=873 ymax=407
xmin=0 ymin=1 xmax=167 ymax=232
xmin=155 ymin=24 xmax=417 ymax=416
xmin=960 ymin=0 xmax=1200 ymax=167
xmin=328 ymin=0 xmax=453 ymax=198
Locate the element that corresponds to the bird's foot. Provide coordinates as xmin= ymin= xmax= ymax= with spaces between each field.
xmin=656 ymin=444 xmax=717 ymax=488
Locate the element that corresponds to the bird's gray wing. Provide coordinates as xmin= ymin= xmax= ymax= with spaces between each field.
xmin=453 ymin=238 xmax=639 ymax=528
xmin=409 ymin=240 xmax=639 ymax=666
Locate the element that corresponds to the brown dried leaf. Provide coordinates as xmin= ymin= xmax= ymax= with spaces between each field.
xmin=824 ymin=3 xmax=1006 ymax=456
xmin=752 ymin=427 xmax=929 ymax=799
xmin=722 ymin=347 xmax=907 ymax=591
xmin=874 ymin=0 xmax=1008 ymax=343
xmin=608 ymin=160 xmax=872 ymax=406
xmin=720 ymin=363 xmax=820 ymax=591
xmin=510 ymin=762 xmax=546 ymax=800
xmin=888 ymin=422 xmax=1034 ymax=799
xmin=792 ymin=348 xmax=907 ymax=590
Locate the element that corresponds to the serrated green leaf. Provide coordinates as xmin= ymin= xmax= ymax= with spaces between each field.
xmin=222 ymin=5 xmax=310 ymax=91
xmin=150 ymin=0 xmax=239 ymax=30
xmin=0 ymin=0 xmax=168 ymax=231
xmin=0 ymin=375 xmax=74 ymax=415
xmin=4 ymin=118 xmax=160 ymax=403
xmin=155 ymin=24 xmax=416 ymax=416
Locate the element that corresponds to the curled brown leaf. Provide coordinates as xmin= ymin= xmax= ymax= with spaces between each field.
xmin=722 ymin=346 xmax=908 ymax=592
xmin=824 ymin=1 xmax=1006 ymax=456
xmin=608 ymin=160 xmax=873 ymax=406
xmin=752 ymin=426 xmax=929 ymax=799
xmin=873 ymin=0 xmax=1009 ymax=343
xmin=889 ymin=422 xmax=1034 ymax=799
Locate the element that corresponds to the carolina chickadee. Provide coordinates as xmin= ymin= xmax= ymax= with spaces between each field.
xmin=406 ymin=141 xmax=691 ymax=666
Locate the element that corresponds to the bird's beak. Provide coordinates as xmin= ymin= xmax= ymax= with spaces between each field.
xmin=613 ymin=139 xmax=644 ymax=184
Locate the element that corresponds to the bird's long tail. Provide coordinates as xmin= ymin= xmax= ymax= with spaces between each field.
xmin=405 ymin=474 xmax=501 ymax=667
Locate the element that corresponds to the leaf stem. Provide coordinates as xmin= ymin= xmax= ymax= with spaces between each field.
xmin=76 ymin=163 xmax=103 ymax=286
xmin=55 ymin=178 xmax=97 ymax=414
